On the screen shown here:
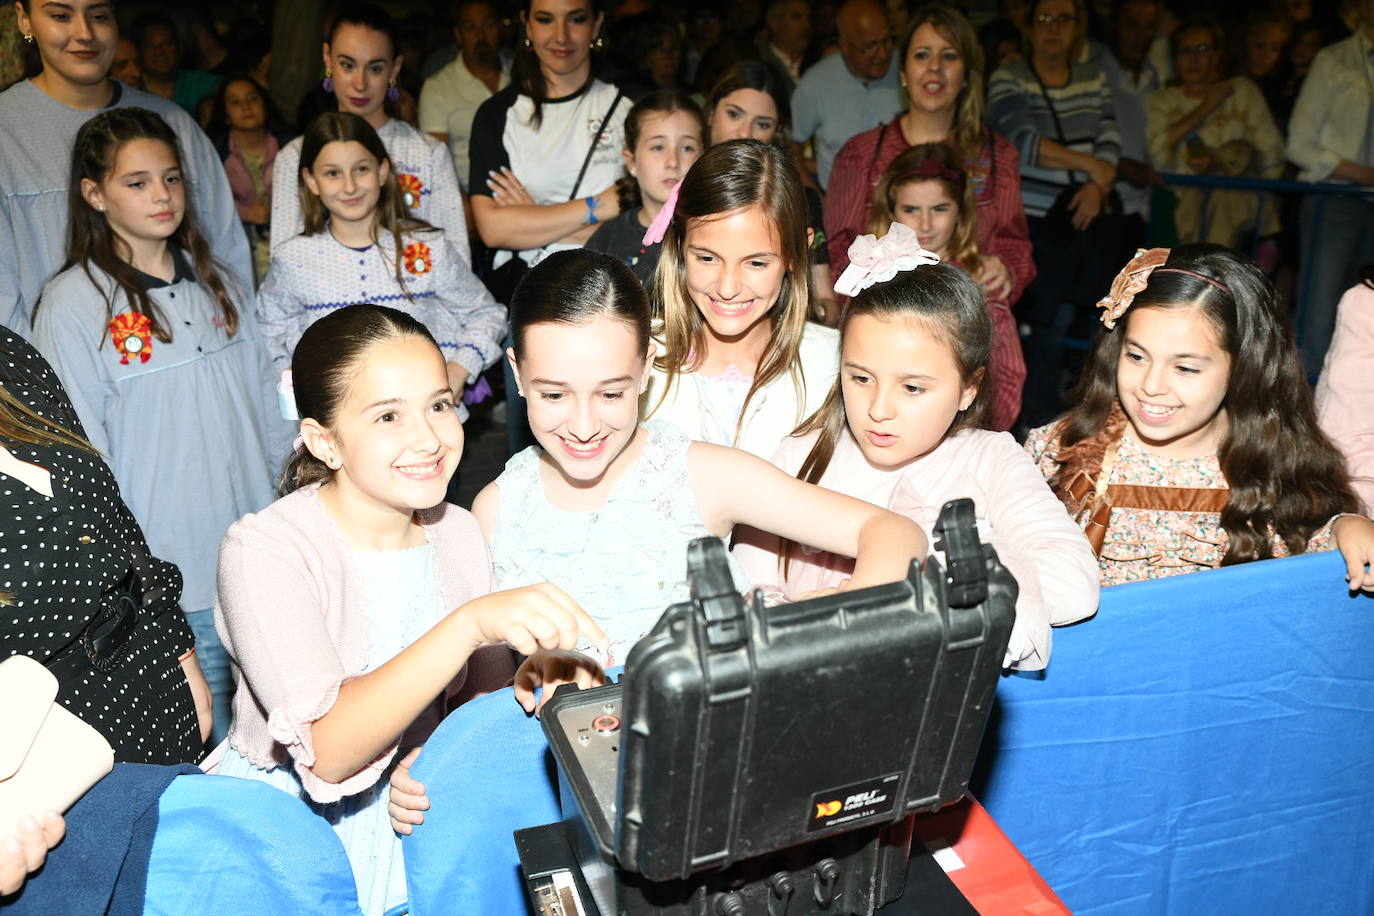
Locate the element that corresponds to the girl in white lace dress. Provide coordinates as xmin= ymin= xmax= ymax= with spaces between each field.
xmin=472 ymin=248 xmax=928 ymax=709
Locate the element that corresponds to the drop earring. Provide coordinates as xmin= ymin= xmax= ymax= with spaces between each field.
xmin=523 ymin=36 xmax=532 ymax=48
xmin=22 ymin=33 xmax=34 ymax=45
xmin=593 ymin=35 xmax=605 ymax=50
xmin=322 ymin=69 xmax=334 ymax=92
xmin=388 ymin=79 xmax=400 ymax=102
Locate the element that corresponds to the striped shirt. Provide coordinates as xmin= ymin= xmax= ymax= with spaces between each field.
xmin=986 ymin=60 xmax=1121 ymax=217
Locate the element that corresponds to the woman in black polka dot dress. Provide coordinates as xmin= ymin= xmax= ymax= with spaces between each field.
xmin=0 ymin=328 xmax=208 ymax=764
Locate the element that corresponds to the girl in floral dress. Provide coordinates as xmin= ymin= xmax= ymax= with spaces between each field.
xmin=257 ymin=112 xmax=504 ymax=412
xmin=1026 ymin=244 xmax=1374 ymax=589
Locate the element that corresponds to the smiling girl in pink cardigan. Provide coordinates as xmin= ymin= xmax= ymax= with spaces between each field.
xmin=208 ymin=305 xmax=604 ymax=915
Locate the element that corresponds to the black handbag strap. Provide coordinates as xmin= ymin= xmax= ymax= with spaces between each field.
xmin=569 ymin=88 xmax=624 ymax=201
xmin=1029 ymin=65 xmax=1079 ymax=187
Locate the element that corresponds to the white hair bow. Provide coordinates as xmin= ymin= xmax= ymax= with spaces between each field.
xmin=833 ymin=222 xmax=941 ymax=297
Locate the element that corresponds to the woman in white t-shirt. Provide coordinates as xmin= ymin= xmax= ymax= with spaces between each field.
xmin=468 ymin=0 xmax=628 ymax=285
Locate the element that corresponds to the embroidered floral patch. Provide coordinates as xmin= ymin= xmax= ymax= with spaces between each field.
xmin=404 ymin=242 xmax=433 ymax=274
xmin=398 ymin=174 xmax=423 ymax=210
xmin=109 ymin=312 xmax=153 ymax=364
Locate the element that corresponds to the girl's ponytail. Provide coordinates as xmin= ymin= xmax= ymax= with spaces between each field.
xmin=277 ymin=444 xmax=332 ymax=496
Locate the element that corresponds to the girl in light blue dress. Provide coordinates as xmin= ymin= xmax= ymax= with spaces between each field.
xmin=471 ymin=249 xmax=928 ymax=707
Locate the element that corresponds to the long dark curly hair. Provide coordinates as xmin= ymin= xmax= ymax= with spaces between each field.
xmin=1045 ymin=243 xmax=1357 ymax=565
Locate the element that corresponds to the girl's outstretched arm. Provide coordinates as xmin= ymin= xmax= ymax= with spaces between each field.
xmin=307 ymin=583 xmax=605 ymax=783
xmin=689 ymin=442 xmax=926 ymax=591
xmin=218 ymin=520 xmax=605 ymax=792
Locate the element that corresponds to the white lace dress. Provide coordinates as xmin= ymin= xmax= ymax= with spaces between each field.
xmin=490 ymin=421 xmax=750 ymax=665
xmin=215 ymin=543 xmax=447 ymax=916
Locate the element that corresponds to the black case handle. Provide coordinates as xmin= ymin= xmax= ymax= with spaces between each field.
xmin=932 ymin=498 xmax=988 ymax=608
xmin=686 ymin=538 xmax=747 ymax=651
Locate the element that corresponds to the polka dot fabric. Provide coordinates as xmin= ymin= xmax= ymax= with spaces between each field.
xmin=0 ymin=328 xmax=200 ymax=764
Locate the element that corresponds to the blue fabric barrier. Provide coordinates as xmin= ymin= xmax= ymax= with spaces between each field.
xmin=144 ymin=774 xmax=363 ymax=915
xmin=5 ymin=763 xmax=197 ymax=916
xmin=403 ymin=685 xmax=566 ymax=915
xmin=973 ymin=551 xmax=1374 ymax=915
xmin=404 ymin=668 xmax=628 ymax=914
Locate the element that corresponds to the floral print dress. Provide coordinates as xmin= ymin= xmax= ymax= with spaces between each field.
xmin=1026 ymin=422 xmax=1336 ymax=586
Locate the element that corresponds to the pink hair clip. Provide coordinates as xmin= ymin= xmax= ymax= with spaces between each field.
xmin=833 ymin=222 xmax=941 ymax=297
xmin=641 ymin=180 xmax=683 ymax=247
xmin=1096 ymin=248 xmax=1171 ymax=329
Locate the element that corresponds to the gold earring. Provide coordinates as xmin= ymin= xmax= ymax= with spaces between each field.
xmin=523 ymin=36 xmax=532 ymax=48
xmin=593 ymin=36 xmax=605 ymax=50
xmin=22 ymin=33 xmax=34 ymax=44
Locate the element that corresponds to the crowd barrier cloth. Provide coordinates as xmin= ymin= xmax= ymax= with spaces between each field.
xmin=402 ymin=670 xmax=626 ymax=916
xmin=144 ymin=774 xmax=363 ymax=915
xmin=973 ymin=550 xmax=1374 ymax=915
xmin=363 ymin=551 xmax=1374 ymax=914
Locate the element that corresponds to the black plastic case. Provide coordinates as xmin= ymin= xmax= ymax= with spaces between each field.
xmin=537 ymin=499 xmax=1016 ymax=915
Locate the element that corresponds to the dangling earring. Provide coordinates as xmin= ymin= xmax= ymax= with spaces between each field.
xmin=22 ymin=33 xmax=34 ymax=45
xmin=387 ymin=79 xmax=400 ymax=102
xmin=322 ymin=69 xmax=334 ymax=93
xmin=523 ymin=36 xmax=532 ymax=48
xmin=593 ymin=35 xmax=605 ymax=50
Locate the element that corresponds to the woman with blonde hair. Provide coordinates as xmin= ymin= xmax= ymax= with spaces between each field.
xmin=824 ymin=3 xmax=1033 ymax=318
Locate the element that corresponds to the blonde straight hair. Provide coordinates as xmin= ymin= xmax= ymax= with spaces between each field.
xmin=900 ymin=5 xmax=986 ymax=168
xmin=650 ymin=140 xmax=812 ymax=445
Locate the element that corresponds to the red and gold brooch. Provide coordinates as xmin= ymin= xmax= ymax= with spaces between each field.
xmin=109 ymin=312 xmax=153 ymax=364
xmin=403 ymin=242 xmax=433 ymax=274
xmin=398 ymin=174 xmax=423 ymax=210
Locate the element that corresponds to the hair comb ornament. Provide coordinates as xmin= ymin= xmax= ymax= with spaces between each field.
xmin=642 ymin=180 xmax=683 ymax=247
xmin=1096 ymin=248 xmax=1233 ymax=328
xmin=834 ymin=222 xmax=941 ymax=297
xmin=1096 ymin=247 xmax=1170 ymax=329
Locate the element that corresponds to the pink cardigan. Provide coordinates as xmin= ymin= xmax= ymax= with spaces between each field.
xmin=1316 ymin=283 xmax=1374 ymax=514
xmin=211 ymin=485 xmax=513 ymax=803
xmin=731 ymin=428 xmax=1100 ymax=670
